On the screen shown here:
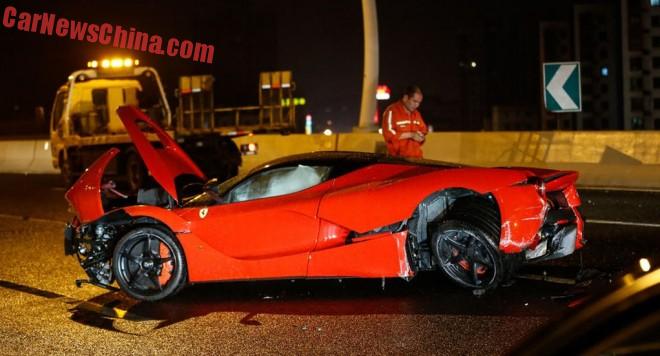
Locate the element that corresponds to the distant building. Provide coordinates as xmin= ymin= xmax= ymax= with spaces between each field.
xmin=621 ymin=0 xmax=660 ymax=129
xmin=573 ymin=2 xmax=621 ymax=130
xmin=537 ymin=1 xmax=660 ymax=131
xmin=456 ymin=32 xmax=486 ymax=131
xmin=492 ymin=105 xmax=538 ymax=131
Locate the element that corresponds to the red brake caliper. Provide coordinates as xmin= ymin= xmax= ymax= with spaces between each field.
xmin=158 ymin=242 xmax=173 ymax=286
xmin=452 ymin=246 xmax=469 ymax=271
xmin=454 ymin=248 xmax=487 ymax=275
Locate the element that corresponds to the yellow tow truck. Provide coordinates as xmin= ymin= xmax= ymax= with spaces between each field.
xmin=50 ymin=58 xmax=296 ymax=190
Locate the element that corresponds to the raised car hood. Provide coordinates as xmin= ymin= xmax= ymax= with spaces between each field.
xmin=117 ymin=106 xmax=206 ymax=202
xmin=66 ymin=106 xmax=206 ymax=222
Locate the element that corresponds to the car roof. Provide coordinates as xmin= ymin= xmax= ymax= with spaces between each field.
xmin=252 ymin=151 xmax=463 ymax=172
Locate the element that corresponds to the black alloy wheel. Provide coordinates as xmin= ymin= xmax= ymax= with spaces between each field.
xmin=113 ymin=227 xmax=187 ymax=301
xmin=432 ymin=220 xmax=503 ymax=289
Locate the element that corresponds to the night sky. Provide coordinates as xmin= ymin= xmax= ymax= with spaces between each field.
xmin=0 ymin=0 xmax=596 ymax=134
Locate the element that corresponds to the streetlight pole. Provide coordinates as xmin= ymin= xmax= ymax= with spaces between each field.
xmin=357 ymin=0 xmax=379 ymax=131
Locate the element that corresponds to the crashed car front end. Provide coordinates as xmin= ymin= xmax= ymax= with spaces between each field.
xmin=63 ymin=106 xmax=206 ymax=293
xmin=64 ymin=213 xmax=121 ymax=288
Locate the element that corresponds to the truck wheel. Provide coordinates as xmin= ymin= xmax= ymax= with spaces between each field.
xmin=59 ymin=154 xmax=78 ymax=188
xmin=125 ymin=152 xmax=145 ymax=193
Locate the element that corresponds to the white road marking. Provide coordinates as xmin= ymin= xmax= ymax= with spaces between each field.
xmin=0 ymin=213 xmax=62 ymax=224
xmin=578 ymin=186 xmax=660 ymax=193
xmin=587 ymin=219 xmax=660 ymax=228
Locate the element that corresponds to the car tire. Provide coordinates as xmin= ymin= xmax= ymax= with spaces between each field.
xmin=112 ymin=226 xmax=187 ymax=301
xmin=431 ymin=219 xmax=504 ymax=289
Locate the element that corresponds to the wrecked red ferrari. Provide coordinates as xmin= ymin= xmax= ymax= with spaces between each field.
xmin=64 ymin=106 xmax=585 ymax=301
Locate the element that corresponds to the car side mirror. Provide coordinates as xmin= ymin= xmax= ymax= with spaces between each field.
xmin=204 ymin=178 xmax=218 ymax=188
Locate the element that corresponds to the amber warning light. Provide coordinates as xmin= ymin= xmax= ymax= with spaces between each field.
xmin=88 ymin=58 xmax=140 ymax=69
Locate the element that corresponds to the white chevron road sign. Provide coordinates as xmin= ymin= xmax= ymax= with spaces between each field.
xmin=543 ymin=62 xmax=581 ymax=112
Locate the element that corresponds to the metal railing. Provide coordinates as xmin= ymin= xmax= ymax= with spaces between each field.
xmin=177 ymin=104 xmax=296 ymax=135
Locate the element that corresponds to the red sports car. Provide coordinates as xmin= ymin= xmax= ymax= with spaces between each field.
xmin=64 ymin=106 xmax=585 ymax=301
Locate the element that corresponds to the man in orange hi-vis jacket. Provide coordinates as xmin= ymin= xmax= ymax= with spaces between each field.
xmin=381 ymin=85 xmax=428 ymax=158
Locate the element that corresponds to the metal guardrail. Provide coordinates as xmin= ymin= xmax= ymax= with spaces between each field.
xmin=178 ymin=105 xmax=295 ymax=135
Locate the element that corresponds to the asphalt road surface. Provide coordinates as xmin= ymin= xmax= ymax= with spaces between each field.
xmin=0 ymin=174 xmax=658 ymax=355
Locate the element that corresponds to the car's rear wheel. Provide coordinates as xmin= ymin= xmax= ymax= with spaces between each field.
xmin=113 ymin=227 xmax=187 ymax=301
xmin=432 ymin=220 xmax=503 ymax=289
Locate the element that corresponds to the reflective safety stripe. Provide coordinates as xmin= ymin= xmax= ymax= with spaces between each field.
xmin=413 ymin=120 xmax=421 ymax=125
xmin=396 ymin=120 xmax=411 ymax=126
xmin=387 ymin=111 xmax=396 ymax=135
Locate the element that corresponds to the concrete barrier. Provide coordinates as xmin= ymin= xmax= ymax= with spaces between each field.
xmin=2 ymin=131 xmax=659 ymax=189
xmin=234 ymin=133 xmax=337 ymax=172
xmin=0 ymin=139 xmax=58 ymax=174
xmin=236 ymin=131 xmax=660 ymax=189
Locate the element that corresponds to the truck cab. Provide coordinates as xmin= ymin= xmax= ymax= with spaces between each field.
xmin=50 ymin=58 xmax=173 ymax=189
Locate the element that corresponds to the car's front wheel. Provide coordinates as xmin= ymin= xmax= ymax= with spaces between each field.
xmin=113 ymin=227 xmax=187 ymax=301
xmin=431 ymin=220 xmax=504 ymax=289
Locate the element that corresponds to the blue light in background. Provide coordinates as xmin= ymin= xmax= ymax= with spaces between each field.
xmin=601 ymin=67 xmax=609 ymax=77
xmin=652 ymin=0 xmax=660 ymax=7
